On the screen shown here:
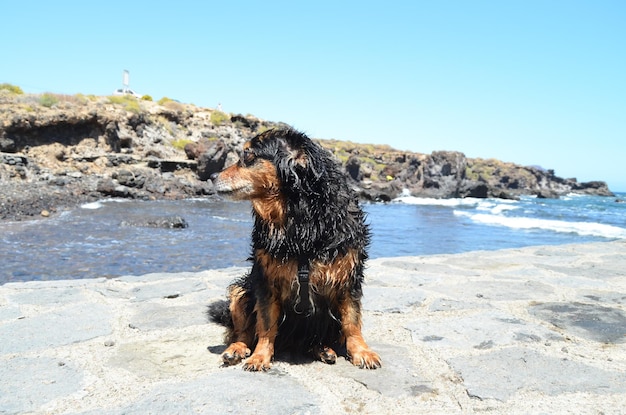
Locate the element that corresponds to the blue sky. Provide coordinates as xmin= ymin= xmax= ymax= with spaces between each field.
xmin=2 ymin=1 xmax=625 ymax=191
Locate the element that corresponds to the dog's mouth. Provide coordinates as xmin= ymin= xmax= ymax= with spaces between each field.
xmin=212 ymin=180 xmax=233 ymax=193
xmin=212 ymin=177 xmax=254 ymax=198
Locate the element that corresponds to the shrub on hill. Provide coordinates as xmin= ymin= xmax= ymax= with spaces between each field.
xmin=157 ymin=97 xmax=173 ymax=106
xmin=108 ymin=95 xmax=141 ymax=113
xmin=0 ymin=83 xmax=24 ymax=95
xmin=39 ymin=93 xmax=59 ymax=108
xmin=210 ymin=110 xmax=229 ymax=126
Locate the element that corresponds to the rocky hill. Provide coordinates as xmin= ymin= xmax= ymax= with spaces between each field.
xmin=0 ymin=88 xmax=613 ymax=220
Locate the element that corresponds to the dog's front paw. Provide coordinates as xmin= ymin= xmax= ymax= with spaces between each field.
xmin=350 ymin=349 xmax=382 ymax=369
xmin=221 ymin=342 xmax=251 ymax=366
xmin=243 ymin=353 xmax=272 ymax=371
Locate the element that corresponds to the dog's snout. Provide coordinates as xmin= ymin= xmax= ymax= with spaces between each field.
xmin=210 ymin=172 xmax=219 ymax=181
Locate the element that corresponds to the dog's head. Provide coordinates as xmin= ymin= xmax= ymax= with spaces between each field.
xmin=211 ymin=128 xmax=329 ymax=222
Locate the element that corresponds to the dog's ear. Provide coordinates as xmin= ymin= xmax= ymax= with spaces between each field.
xmin=288 ymin=147 xmax=308 ymax=169
xmin=277 ymin=141 xmax=325 ymax=195
xmin=276 ymin=144 xmax=306 ymax=191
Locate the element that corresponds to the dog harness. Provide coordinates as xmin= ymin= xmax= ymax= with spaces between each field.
xmin=294 ymin=260 xmax=313 ymax=316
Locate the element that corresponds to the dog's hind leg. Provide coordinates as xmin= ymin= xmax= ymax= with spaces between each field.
xmin=221 ymin=286 xmax=253 ymax=366
xmin=339 ymin=295 xmax=382 ymax=369
xmin=243 ymin=296 xmax=281 ymax=371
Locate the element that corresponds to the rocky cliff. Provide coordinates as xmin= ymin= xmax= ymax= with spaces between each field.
xmin=0 ymin=90 xmax=613 ymax=219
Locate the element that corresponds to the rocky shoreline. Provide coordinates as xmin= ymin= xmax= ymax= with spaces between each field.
xmin=0 ymin=89 xmax=614 ymax=221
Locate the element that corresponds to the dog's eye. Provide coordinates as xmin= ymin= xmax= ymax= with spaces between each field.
xmin=241 ymin=148 xmax=256 ymax=166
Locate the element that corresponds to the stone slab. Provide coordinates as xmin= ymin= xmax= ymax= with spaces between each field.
xmin=449 ymin=347 xmax=626 ymax=401
xmin=129 ymin=303 xmax=208 ymax=330
xmin=406 ymin=310 xmax=563 ymax=351
xmin=0 ymin=303 xmax=112 ymax=354
xmin=338 ymin=343 xmax=433 ymax=398
xmin=362 ymin=286 xmax=427 ymax=313
xmin=73 ymin=369 xmax=321 ymax=415
xmin=530 ymin=301 xmax=626 ymax=344
xmin=6 ymin=287 xmax=86 ymax=305
xmin=0 ymin=356 xmax=83 ymax=415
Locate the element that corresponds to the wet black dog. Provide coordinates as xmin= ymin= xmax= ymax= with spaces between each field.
xmin=208 ymin=128 xmax=380 ymax=371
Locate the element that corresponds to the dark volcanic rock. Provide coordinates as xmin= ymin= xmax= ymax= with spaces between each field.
xmin=318 ymin=140 xmax=614 ymax=200
xmin=146 ymin=159 xmax=197 ymax=173
xmin=536 ymin=189 xmax=560 ymax=199
xmin=460 ymin=182 xmax=489 ymax=198
xmin=96 ymin=178 xmax=134 ymax=198
xmin=113 ymin=169 xmax=146 ymax=188
xmin=0 ymin=137 xmax=16 ymax=152
xmin=120 ymin=216 xmax=189 ymax=229
xmin=0 ymin=92 xmax=615 ymax=221
xmin=345 ymin=155 xmax=362 ymax=181
xmin=0 ymin=180 xmax=100 ymax=220
xmin=184 ymin=137 xmax=217 ymax=160
xmin=195 ymin=140 xmax=229 ymax=181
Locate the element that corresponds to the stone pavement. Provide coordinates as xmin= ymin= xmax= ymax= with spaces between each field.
xmin=1 ymin=241 xmax=625 ymax=414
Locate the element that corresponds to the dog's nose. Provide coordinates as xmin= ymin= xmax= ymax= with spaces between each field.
xmin=210 ymin=172 xmax=219 ymax=181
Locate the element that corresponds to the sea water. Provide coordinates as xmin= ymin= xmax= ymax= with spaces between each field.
xmin=1 ymin=192 xmax=625 ymax=283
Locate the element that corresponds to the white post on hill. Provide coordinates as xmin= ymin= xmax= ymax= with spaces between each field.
xmin=123 ymin=70 xmax=130 ymax=93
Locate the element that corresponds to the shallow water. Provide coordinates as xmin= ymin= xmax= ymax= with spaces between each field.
xmin=1 ymin=193 xmax=624 ymax=284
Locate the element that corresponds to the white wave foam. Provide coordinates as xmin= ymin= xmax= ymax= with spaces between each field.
xmin=475 ymin=199 xmax=518 ymax=214
xmin=81 ymin=198 xmax=132 ymax=210
xmin=392 ymin=196 xmax=482 ymax=207
xmin=560 ymin=193 xmax=589 ymax=201
xmin=491 ymin=204 xmax=519 ymax=214
xmin=455 ymin=211 xmax=626 ymax=239
xmin=81 ymin=201 xmax=103 ymax=210
xmin=211 ymin=215 xmax=249 ymax=223
xmin=392 ymin=195 xmax=520 ymax=216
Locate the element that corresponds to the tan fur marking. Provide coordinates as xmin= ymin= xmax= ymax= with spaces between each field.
xmin=311 ymin=249 xmax=359 ymax=288
xmin=226 ymin=285 xmax=253 ymax=346
xmin=215 ymin=159 xmax=286 ymax=225
xmin=255 ymin=249 xmax=297 ymax=303
xmin=339 ymin=294 xmax=381 ymax=369
xmin=244 ymin=294 xmax=282 ymax=371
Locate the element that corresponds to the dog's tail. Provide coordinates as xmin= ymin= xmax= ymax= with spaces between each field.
xmin=207 ymin=299 xmax=233 ymax=328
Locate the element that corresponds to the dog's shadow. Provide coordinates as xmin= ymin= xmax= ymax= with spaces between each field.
xmin=206 ymin=344 xmax=348 ymax=367
xmin=207 ymin=344 xmax=227 ymax=355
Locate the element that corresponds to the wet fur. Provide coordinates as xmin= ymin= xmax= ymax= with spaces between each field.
xmin=208 ymin=128 xmax=381 ymax=371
